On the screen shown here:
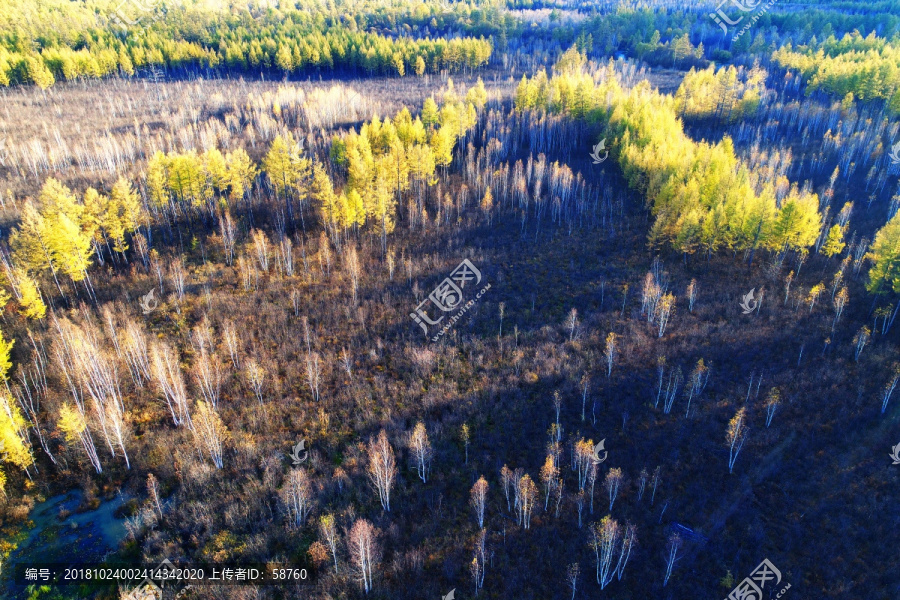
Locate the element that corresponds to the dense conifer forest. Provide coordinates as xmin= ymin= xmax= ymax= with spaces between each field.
xmin=0 ymin=1 xmax=899 ymax=599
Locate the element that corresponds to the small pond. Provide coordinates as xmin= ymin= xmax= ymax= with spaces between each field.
xmin=4 ymin=490 xmax=129 ymax=594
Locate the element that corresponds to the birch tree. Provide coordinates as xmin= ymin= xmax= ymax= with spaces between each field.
xmin=500 ymin=464 xmax=513 ymax=512
xmin=192 ymin=339 xmax=221 ymax=409
xmin=150 ymin=341 xmax=191 ymax=427
xmin=686 ymin=279 xmax=697 ymax=312
xmin=58 ymin=403 xmax=102 ymax=473
xmin=408 ymin=421 xmax=433 ymax=483
xmin=280 ymin=468 xmax=314 ymax=527
xmin=245 ymin=358 xmax=266 ymax=404
xmin=347 ymin=518 xmax=380 ymax=594
xmin=853 ymin=326 xmax=870 ymax=361
xmin=147 ymin=474 xmax=163 ymax=519
xmin=637 ymin=468 xmax=648 ymax=502
xmin=470 ymin=476 xmax=488 ymax=528
xmin=566 ymin=563 xmax=579 ymax=600
xmin=318 ymin=514 xmax=340 ymax=573
xmin=604 ymin=468 xmax=623 ymax=511
xmin=540 ymin=454 xmax=559 ymax=511
xmin=765 ymin=388 xmax=781 ymax=427
xmin=470 ymin=528 xmax=487 ymax=595
xmin=727 ymin=407 xmax=749 ymax=473
xmin=614 ymin=523 xmax=637 ymax=581
xmin=663 ymin=533 xmax=682 ymax=586
xmin=650 ymin=466 xmax=661 ymax=505
xmin=367 ymin=430 xmax=397 ymax=511
xmin=589 ymin=516 xmax=620 ymax=589
xmin=604 ymin=332 xmax=617 ymax=378
xmin=192 ymin=401 xmax=226 ymax=469
xmin=684 ymin=358 xmax=709 ymax=417
xmin=517 ymin=473 xmax=538 ymax=529
xmin=882 ymin=365 xmax=900 ymax=414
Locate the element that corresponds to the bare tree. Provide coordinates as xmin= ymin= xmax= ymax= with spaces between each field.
xmin=566 ymin=563 xmax=579 ymax=600
xmin=882 ymin=364 xmax=900 ymax=414
xmin=251 ymin=228 xmax=270 ymax=271
xmin=318 ymin=514 xmax=340 ymax=573
xmin=663 ymin=533 xmax=682 ymax=586
xmin=552 ymin=390 xmax=562 ymax=430
xmin=281 ymin=468 xmax=314 ymax=527
xmin=192 ymin=340 xmax=221 ymax=409
xmin=650 ymin=466 xmax=661 ymax=505
xmin=105 ymin=401 xmax=131 ymax=469
xmin=470 ymin=476 xmax=488 ymax=528
xmin=574 ymin=488 xmax=585 ymax=527
xmin=347 ymin=518 xmax=380 ymax=594
xmin=147 ymin=473 xmax=163 ymax=519
xmin=832 ymin=287 xmax=848 ymax=332
xmin=566 ymin=308 xmax=578 ymax=341
xmin=304 ymin=351 xmax=322 ymax=402
xmin=604 ymin=332 xmax=617 ymax=377
xmin=192 ymin=401 xmax=225 ymax=468
xmin=662 ymin=367 xmax=683 ymax=414
xmin=614 ymin=522 xmax=637 ymax=581
xmin=245 ymin=358 xmax=266 ymax=404
xmin=367 ymin=430 xmax=397 ymax=511
xmin=169 ymin=258 xmax=186 ymax=302
xmin=220 ymin=210 xmax=236 ymax=266
xmin=686 ymin=278 xmax=697 ymax=312
xmin=684 ymin=358 xmax=710 ymax=417
xmin=151 ymin=340 xmax=191 ymax=427
xmin=637 ymin=468 xmax=648 ymax=502
xmin=500 ymin=464 xmax=513 ymax=512
xmin=221 ymin=320 xmax=241 ymax=369
xmin=119 ymin=316 xmax=152 ymax=387
xmin=604 ymin=468 xmax=623 ymax=511
xmin=853 ymin=326 xmax=870 ymax=361
xmin=340 ymin=347 xmax=353 ymax=379
xmin=470 ymin=528 xmax=487 ymax=595
xmin=346 ymin=246 xmax=361 ymax=305
xmin=574 ymin=438 xmax=594 ymax=490
xmin=587 ymin=462 xmax=598 ymax=514
xmin=580 ymin=373 xmax=589 ymax=421
xmin=461 ymin=423 xmax=470 ymax=464
xmin=655 ymin=293 xmax=675 ymax=337
xmin=408 ymin=421 xmax=433 ymax=483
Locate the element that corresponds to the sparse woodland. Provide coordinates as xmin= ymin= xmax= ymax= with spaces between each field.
xmin=0 ymin=1 xmax=899 ymax=599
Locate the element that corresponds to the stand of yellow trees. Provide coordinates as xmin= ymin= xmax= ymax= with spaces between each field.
xmin=515 ymin=56 xmax=822 ymax=259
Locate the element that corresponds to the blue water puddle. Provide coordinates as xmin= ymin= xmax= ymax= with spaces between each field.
xmin=10 ymin=490 xmax=128 ymax=567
